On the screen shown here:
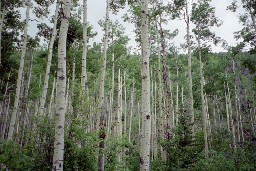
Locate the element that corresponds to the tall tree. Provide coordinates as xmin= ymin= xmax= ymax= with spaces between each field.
xmin=38 ymin=0 xmax=59 ymax=116
xmin=7 ymin=0 xmax=31 ymax=141
xmin=191 ymin=0 xmax=222 ymax=158
xmin=140 ymin=0 xmax=151 ymax=170
xmin=97 ymin=0 xmax=110 ymax=170
xmin=81 ymin=0 xmax=88 ymax=91
xmin=52 ymin=0 xmax=71 ymax=170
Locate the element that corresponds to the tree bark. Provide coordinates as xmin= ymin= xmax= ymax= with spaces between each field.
xmin=185 ymin=0 xmax=195 ymax=138
xmin=39 ymin=1 xmax=59 ymax=116
xmin=0 ymin=6 xmax=5 ymax=65
xmin=52 ymin=0 xmax=71 ymax=170
xmin=81 ymin=0 xmax=88 ymax=91
xmin=7 ymin=0 xmax=31 ymax=141
xmin=198 ymin=39 xmax=209 ymax=158
xmin=140 ymin=0 xmax=151 ymax=170
xmin=97 ymin=0 xmax=110 ymax=170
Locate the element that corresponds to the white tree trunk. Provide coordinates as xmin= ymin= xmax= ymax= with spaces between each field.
xmin=81 ymin=0 xmax=88 ymax=91
xmin=124 ymin=70 xmax=127 ymax=136
xmin=48 ymin=76 xmax=56 ymax=118
xmin=52 ymin=0 xmax=71 ymax=170
xmin=7 ymin=0 xmax=31 ymax=140
xmin=39 ymin=1 xmax=59 ymax=116
xmin=0 ymin=6 xmax=5 ymax=65
xmin=128 ymin=78 xmax=134 ymax=142
xmin=198 ymin=39 xmax=208 ymax=158
xmin=97 ymin=1 xmax=110 ymax=170
xmin=140 ymin=0 xmax=151 ymax=170
xmin=117 ymin=68 xmax=122 ymax=137
xmin=185 ymin=0 xmax=195 ymax=138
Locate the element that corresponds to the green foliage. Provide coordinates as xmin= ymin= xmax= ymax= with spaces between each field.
xmin=192 ymin=153 xmax=235 ymax=171
xmin=0 ymin=141 xmax=34 ymax=170
xmin=162 ymin=113 xmax=202 ymax=170
xmin=150 ymin=157 xmax=168 ymax=171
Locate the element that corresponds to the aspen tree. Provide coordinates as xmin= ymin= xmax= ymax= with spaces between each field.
xmin=128 ymin=78 xmax=134 ymax=143
xmin=117 ymin=67 xmax=122 ymax=137
xmin=185 ymin=0 xmax=195 ymax=138
xmin=52 ymin=0 xmax=71 ymax=169
xmin=225 ymin=84 xmax=231 ymax=132
xmin=156 ymin=17 xmax=164 ymax=158
xmin=97 ymin=0 xmax=110 ymax=170
xmin=213 ymin=95 xmax=217 ymax=131
xmin=7 ymin=0 xmax=31 ymax=141
xmin=227 ymin=82 xmax=237 ymax=150
xmin=0 ymin=2 xmax=5 ymax=65
xmin=198 ymin=39 xmax=209 ymax=158
xmin=140 ymin=0 xmax=151 ymax=170
xmin=1 ymin=95 xmax=10 ymax=140
xmin=158 ymin=14 xmax=171 ymax=141
xmin=191 ymin=0 xmax=222 ymax=151
xmin=124 ymin=70 xmax=127 ymax=136
xmin=48 ymin=77 xmax=56 ymax=118
xmin=176 ymin=61 xmax=179 ymax=126
xmin=81 ymin=0 xmax=88 ymax=91
xmin=153 ymin=81 xmax=158 ymax=159
xmin=38 ymin=0 xmax=59 ymax=116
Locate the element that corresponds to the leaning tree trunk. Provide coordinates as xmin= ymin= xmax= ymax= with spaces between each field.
xmin=7 ymin=0 xmax=31 ymax=141
xmin=38 ymin=0 xmax=59 ymax=116
xmin=52 ymin=0 xmax=71 ymax=170
xmin=140 ymin=0 xmax=151 ymax=170
xmin=97 ymin=0 xmax=110 ymax=170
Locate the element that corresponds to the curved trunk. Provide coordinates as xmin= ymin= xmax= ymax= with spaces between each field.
xmin=52 ymin=0 xmax=71 ymax=170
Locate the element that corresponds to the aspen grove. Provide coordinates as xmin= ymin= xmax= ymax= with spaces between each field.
xmin=1 ymin=0 xmax=256 ymax=170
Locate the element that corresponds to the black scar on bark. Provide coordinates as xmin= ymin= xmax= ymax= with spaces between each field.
xmin=140 ymin=157 xmax=144 ymax=164
xmin=146 ymin=115 xmax=150 ymax=119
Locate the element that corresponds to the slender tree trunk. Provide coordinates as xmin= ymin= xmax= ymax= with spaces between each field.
xmin=153 ymin=81 xmax=158 ymax=159
xmin=124 ymin=70 xmax=127 ymax=136
xmin=185 ymin=0 xmax=195 ymax=138
xmin=176 ymin=64 xmax=179 ymax=126
xmin=48 ymin=76 xmax=56 ymax=118
xmin=198 ymin=39 xmax=208 ymax=158
xmin=227 ymin=83 xmax=237 ymax=150
xmin=0 ymin=6 xmax=5 ymax=65
xmin=213 ymin=95 xmax=217 ymax=131
xmin=81 ymin=0 xmax=88 ymax=91
xmin=7 ymin=0 xmax=31 ymax=141
xmin=156 ymin=16 xmax=165 ymax=159
xmin=140 ymin=0 xmax=151 ymax=170
xmin=225 ymin=83 xmax=230 ymax=133
xmin=117 ymin=68 xmax=122 ymax=137
xmin=1 ymin=95 xmax=10 ymax=140
xmin=3 ymin=71 xmax=11 ymax=98
xmin=159 ymin=16 xmax=171 ymax=140
xmin=97 ymin=1 xmax=110 ymax=170
xmin=52 ymin=0 xmax=71 ymax=170
xmin=234 ymin=85 xmax=241 ymax=143
xmin=39 ymin=1 xmax=59 ymax=116
xmin=128 ymin=78 xmax=134 ymax=143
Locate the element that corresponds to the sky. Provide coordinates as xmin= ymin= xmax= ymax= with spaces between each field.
xmin=25 ymin=0 xmax=245 ymax=53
